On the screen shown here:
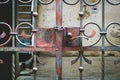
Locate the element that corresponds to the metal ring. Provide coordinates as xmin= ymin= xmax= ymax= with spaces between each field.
xmin=83 ymin=0 xmax=101 ymax=6
xmin=39 ymin=0 xmax=54 ymax=5
xmin=0 ymin=0 xmax=10 ymax=4
xmin=15 ymin=22 xmax=33 ymax=47
xmin=106 ymin=0 xmax=120 ymax=5
xmin=18 ymin=0 xmax=32 ymax=3
xmin=106 ymin=22 xmax=120 ymax=47
xmin=0 ymin=22 xmax=12 ymax=47
xmin=63 ymin=0 xmax=80 ymax=5
xmin=83 ymin=22 xmax=101 ymax=47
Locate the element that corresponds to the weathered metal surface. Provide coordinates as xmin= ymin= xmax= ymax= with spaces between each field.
xmin=55 ymin=0 xmax=63 ymax=80
xmin=0 ymin=0 xmax=120 ymax=80
xmin=36 ymin=28 xmax=55 ymax=48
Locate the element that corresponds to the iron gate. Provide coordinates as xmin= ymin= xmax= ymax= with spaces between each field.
xmin=0 ymin=0 xmax=120 ymax=80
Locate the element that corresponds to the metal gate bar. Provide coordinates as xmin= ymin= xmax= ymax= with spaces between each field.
xmin=55 ymin=0 xmax=63 ymax=80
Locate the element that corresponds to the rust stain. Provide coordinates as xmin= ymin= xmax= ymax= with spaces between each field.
xmin=36 ymin=38 xmax=53 ymax=47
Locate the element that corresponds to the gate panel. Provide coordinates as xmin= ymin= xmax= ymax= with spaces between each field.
xmin=0 ymin=0 xmax=120 ymax=80
xmin=0 ymin=0 xmax=13 ymax=80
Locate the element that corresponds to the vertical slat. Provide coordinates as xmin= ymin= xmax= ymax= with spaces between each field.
xmin=55 ymin=0 xmax=63 ymax=80
xmin=101 ymin=0 xmax=105 ymax=80
xmin=12 ymin=0 xmax=16 ymax=80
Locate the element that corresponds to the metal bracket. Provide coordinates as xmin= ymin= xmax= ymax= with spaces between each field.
xmin=10 ymin=32 xmax=17 ymax=35
xmin=100 ymin=31 xmax=107 ymax=35
xmin=54 ymin=25 xmax=64 ymax=31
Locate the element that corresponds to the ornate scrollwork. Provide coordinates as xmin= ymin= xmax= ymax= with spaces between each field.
xmin=0 ymin=0 xmax=10 ymax=4
xmin=63 ymin=0 xmax=80 ymax=5
xmin=0 ymin=22 xmax=12 ymax=46
xmin=106 ymin=0 xmax=120 ymax=5
xmin=39 ymin=0 xmax=54 ymax=5
xmin=83 ymin=22 xmax=101 ymax=46
xmin=83 ymin=0 xmax=101 ymax=6
xmin=18 ymin=0 xmax=32 ymax=3
xmin=106 ymin=23 xmax=120 ymax=47
xmin=15 ymin=22 xmax=34 ymax=47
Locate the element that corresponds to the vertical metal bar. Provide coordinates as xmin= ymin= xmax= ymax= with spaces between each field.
xmin=12 ymin=0 xmax=15 ymax=47
xmin=79 ymin=1 xmax=84 ymax=80
xmin=55 ymin=0 xmax=63 ymax=80
xmin=101 ymin=0 xmax=105 ymax=80
xmin=79 ymin=53 xmax=83 ymax=80
xmin=32 ymin=0 xmax=38 ymax=46
xmin=32 ymin=1 xmax=38 ymax=80
xmin=12 ymin=53 xmax=15 ymax=80
xmin=12 ymin=0 xmax=16 ymax=80
xmin=33 ymin=52 xmax=37 ymax=80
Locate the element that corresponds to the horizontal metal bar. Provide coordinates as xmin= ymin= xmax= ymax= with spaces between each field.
xmin=18 ymin=12 xmax=31 ymax=14
xmin=18 ymin=4 xmax=31 ymax=7
xmin=18 ymin=26 xmax=31 ymax=29
xmin=0 ymin=47 xmax=55 ymax=52
xmin=64 ymin=46 xmax=120 ymax=51
xmin=18 ymin=19 xmax=31 ymax=22
xmin=0 ymin=46 xmax=119 ymax=52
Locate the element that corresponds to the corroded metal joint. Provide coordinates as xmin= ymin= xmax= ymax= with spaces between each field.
xmin=54 ymin=25 xmax=64 ymax=31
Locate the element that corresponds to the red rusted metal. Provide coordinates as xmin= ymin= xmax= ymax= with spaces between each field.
xmin=55 ymin=0 xmax=63 ymax=80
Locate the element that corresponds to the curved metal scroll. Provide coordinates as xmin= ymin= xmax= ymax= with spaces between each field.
xmin=39 ymin=0 xmax=54 ymax=5
xmin=18 ymin=0 xmax=32 ymax=3
xmin=15 ymin=22 xmax=34 ymax=47
xmin=106 ymin=23 xmax=120 ymax=47
xmin=0 ymin=22 xmax=12 ymax=46
xmin=0 ymin=0 xmax=10 ymax=4
xmin=63 ymin=0 xmax=80 ymax=5
xmin=83 ymin=22 xmax=101 ymax=47
xmin=83 ymin=0 xmax=101 ymax=6
xmin=106 ymin=0 xmax=120 ymax=5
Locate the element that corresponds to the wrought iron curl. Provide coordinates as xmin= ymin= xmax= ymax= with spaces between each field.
xmin=0 ymin=22 xmax=12 ymax=46
xmin=105 ymin=22 xmax=120 ymax=47
xmin=15 ymin=22 xmax=34 ymax=47
xmin=106 ymin=0 xmax=120 ymax=5
xmin=0 ymin=0 xmax=10 ymax=4
xmin=63 ymin=0 xmax=80 ymax=5
xmin=39 ymin=0 xmax=54 ymax=5
xmin=83 ymin=0 xmax=101 ymax=6
xmin=18 ymin=0 xmax=32 ymax=3
xmin=83 ymin=22 xmax=101 ymax=47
